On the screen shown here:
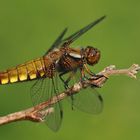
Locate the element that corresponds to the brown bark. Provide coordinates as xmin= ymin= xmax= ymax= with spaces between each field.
xmin=0 ymin=64 xmax=139 ymax=126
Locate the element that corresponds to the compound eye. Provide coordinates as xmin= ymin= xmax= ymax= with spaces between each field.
xmin=94 ymin=50 xmax=96 ymax=55
xmin=91 ymin=49 xmax=97 ymax=56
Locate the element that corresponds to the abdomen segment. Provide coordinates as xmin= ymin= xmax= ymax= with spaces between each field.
xmin=0 ymin=57 xmax=46 ymax=85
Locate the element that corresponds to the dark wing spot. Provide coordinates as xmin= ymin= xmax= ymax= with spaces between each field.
xmin=98 ymin=94 xmax=103 ymax=102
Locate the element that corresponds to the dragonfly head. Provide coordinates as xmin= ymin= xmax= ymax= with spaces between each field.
xmin=85 ymin=46 xmax=100 ymax=65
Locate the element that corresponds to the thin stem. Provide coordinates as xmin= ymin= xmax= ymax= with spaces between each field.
xmin=0 ymin=64 xmax=139 ymax=126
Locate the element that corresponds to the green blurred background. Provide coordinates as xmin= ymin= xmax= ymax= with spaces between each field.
xmin=0 ymin=0 xmax=140 ymax=140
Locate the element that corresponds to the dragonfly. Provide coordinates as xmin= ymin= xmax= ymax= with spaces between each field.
xmin=0 ymin=16 xmax=106 ymax=131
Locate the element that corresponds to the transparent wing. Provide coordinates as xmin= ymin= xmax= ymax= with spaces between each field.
xmin=61 ymin=16 xmax=106 ymax=46
xmin=30 ymin=71 xmax=64 ymax=131
xmin=45 ymin=99 xmax=63 ymax=131
xmin=45 ymin=28 xmax=68 ymax=55
xmin=72 ymin=87 xmax=103 ymax=114
xmin=45 ymin=16 xmax=106 ymax=54
xmin=30 ymin=78 xmax=50 ymax=106
xmin=67 ymin=69 xmax=103 ymax=114
xmin=44 ymin=76 xmax=64 ymax=131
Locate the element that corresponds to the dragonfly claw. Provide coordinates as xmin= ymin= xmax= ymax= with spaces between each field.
xmin=92 ymin=74 xmax=106 ymax=80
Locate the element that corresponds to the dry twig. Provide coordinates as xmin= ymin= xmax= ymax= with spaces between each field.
xmin=0 ymin=64 xmax=140 ymax=126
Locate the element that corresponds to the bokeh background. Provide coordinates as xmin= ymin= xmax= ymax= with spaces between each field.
xmin=0 ymin=0 xmax=140 ymax=140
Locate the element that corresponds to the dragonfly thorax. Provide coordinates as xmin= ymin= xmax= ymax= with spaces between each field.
xmin=84 ymin=46 xmax=100 ymax=65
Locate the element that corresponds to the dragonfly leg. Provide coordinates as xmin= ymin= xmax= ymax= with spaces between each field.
xmin=59 ymin=71 xmax=75 ymax=110
xmin=80 ymin=67 xmax=89 ymax=81
xmin=59 ymin=71 xmax=76 ymax=89
xmin=59 ymin=71 xmax=72 ymax=89
xmin=83 ymin=64 xmax=95 ymax=76
xmin=83 ymin=64 xmax=106 ymax=79
xmin=82 ymin=65 xmax=107 ymax=88
xmin=59 ymin=72 xmax=68 ymax=89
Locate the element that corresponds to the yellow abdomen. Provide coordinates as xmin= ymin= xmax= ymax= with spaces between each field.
xmin=0 ymin=57 xmax=46 ymax=85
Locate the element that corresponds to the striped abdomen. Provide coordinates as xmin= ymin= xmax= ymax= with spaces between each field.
xmin=0 ymin=57 xmax=46 ymax=85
